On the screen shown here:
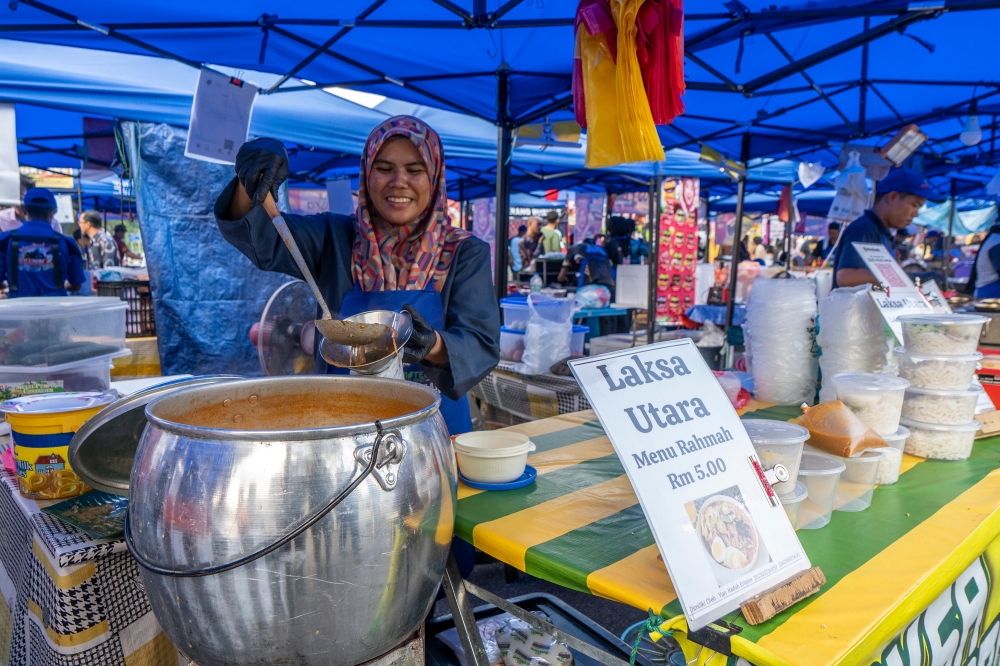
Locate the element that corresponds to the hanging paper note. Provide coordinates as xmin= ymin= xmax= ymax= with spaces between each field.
xmin=569 ymin=339 xmax=811 ymax=631
xmin=185 ymin=68 xmax=258 ymax=165
xmin=0 ymin=104 xmax=19 ymax=206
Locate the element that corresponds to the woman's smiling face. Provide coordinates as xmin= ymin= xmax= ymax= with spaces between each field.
xmin=368 ymin=136 xmax=432 ymax=226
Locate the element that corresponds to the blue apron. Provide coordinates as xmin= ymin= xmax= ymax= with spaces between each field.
xmin=333 ymin=283 xmax=476 ymax=576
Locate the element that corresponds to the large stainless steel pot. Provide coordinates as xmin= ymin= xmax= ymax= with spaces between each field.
xmin=127 ymin=376 xmax=455 ymax=666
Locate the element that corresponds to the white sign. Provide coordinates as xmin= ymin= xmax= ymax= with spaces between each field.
xmin=568 ymin=340 xmax=811 ymax=631
xmin=53 ymin=194 xmax=74 ymax=225
xmin=918 ymin=279 xmax=952 ymax=314
xmin=185 ymin=67 xmax=257 ymax=165
xmin=853 ymin=242 xmax=932 ymax=341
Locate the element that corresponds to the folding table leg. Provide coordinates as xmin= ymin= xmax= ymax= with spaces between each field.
xmin=441 ymin=553 xmax=492 ymax=666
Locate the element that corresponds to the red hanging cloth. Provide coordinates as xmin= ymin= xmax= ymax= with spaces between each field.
xmin=635 ymin=0 xmax=685 ymax=125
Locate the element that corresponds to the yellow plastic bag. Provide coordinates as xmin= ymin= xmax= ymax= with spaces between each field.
xmin=613 ymin=0 xmax=665 ymax=164
xmin=579 ymin=24 xmax=625 ymax=168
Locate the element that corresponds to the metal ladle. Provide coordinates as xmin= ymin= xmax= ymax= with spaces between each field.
xmin=263 ymin=195 xmax=392 ymax=346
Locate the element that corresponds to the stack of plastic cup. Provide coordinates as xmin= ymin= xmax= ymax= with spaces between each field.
xmin=742 ymin=419 xmax=810 ymax=527
xmin=895 ymin=314 xmax=989 ymax=462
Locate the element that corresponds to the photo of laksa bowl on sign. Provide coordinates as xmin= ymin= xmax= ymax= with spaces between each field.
xmin=568 ymin=339 xmax=811 ymax=630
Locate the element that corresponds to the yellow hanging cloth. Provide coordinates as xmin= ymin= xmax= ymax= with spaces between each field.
xmin=580 ymin=0 xmax=665 ymax=168
xmin=613 ymin=0 xmax=665 ymax=164
xmin=578 ymin=23 xmax=624 ymax=168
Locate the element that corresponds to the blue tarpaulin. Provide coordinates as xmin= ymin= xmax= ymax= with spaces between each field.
xmin=120 ymin=121 xmax=288 ymax=376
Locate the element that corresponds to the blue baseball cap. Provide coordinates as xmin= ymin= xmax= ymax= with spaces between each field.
xmin=22 ymin=187 xmax=56 ymax=209
xmin=878 ymin=168 xmax=932 ymax=198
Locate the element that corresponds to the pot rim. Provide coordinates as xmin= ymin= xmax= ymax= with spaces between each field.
xmin=144 ymin=376 xmax=442 ymax=441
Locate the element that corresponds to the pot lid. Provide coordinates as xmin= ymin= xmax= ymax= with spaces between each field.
xmin=0 ymin=392 xmax=115 ymax=414
xmin=68 ymin=375 xmax=241 ymax=496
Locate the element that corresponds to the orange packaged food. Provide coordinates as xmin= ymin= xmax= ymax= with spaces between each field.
xmin=796 ymin=400 xmax=887 ymax=458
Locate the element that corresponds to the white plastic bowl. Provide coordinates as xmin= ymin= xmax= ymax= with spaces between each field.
xmin=454 ymin=431 xmax=536 ymax=483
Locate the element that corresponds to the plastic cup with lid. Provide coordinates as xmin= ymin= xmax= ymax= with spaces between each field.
xmin=901 ymin=384 xmax=983 ymax=426
xmin=741 ymin=418 xmax=809 ymax=496
xmin=796 ymin=451 xmax=846 ymax=529
xmin=830 ymin=448 xmax=884 ymax=512
xmin=870 ymin=446 xmax=903 ymax=485
xmin=831 ymin=372 xmax=909 ymax=436
xmin=894 ymin=347 xmax=982 ymax=390
xmin=896 ymin=314 xmax=990 ymax=356
xmin=779 ymin=481 xmax=808 ymax=528
xmin=899 ymin=418 xmax=982 ymax=461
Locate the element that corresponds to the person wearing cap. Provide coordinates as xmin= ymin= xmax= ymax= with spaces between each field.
xmin=0 ymin=175 xmax=62 ymax=235
xmin=0 ymin=188 xmax=85 ymax=297
xmin=539 ymin=210 xmax=564 ymax=254
xmin=833 ymin=168 xmax=931 ymax=288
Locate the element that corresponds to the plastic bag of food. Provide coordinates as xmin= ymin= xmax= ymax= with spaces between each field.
xmin=520 ymin=295 xmax=574 ymax=375
xmin=796 ymin=400 xmax=886 ymax=457
xmin=495 ymin=618 xmax=573 ymax=666
xmin=575 ymin=284 xmax=611 ymax=310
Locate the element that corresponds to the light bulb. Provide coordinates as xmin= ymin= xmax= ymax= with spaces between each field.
xmin=960 ymin=114 xmax=982 ymax=146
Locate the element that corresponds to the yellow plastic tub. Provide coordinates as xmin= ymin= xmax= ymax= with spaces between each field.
xmin=1 ymin=393 xmax=114 ymax=500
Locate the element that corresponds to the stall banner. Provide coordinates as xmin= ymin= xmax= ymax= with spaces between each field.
xmin=574 ymin=193 xmax=605 ymax=243
xmin=853 ymin=242 xmax=931 ymax=340
xmin=657 ymin=178 xmax=699 ymax=321
xmin=612 ymin=192 xmax=649 ymax=216
xmin=472 ymin=197 xmax=496 ymax=276
xmin=287 ymin=188 xmax=329 ymax=215
xmin=569 ymin=340 xmax=811 ymax=631
xmin=714 ymin=213 xmax=735 ymax=247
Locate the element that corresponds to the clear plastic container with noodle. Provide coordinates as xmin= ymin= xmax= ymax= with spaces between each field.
xmin=832 ymin=373 xmax=909 ymax=436
xmin=870 ymin=446 xmax=903 ymax=485
xmin=894 ymin=347 xmax=981 ymax=390
xmin=897 ymin=314 xmax=989 ymax=356
xmin=900 ymin=418 xmax=981 ymax=461
xmin=901 ymin=385 xmax=982 ymax=425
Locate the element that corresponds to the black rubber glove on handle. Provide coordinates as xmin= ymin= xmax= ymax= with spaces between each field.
xmin=402 ymin=305 xmax=438 ymax=364
xmin=235 ymin=138 xmax=289 ymax=207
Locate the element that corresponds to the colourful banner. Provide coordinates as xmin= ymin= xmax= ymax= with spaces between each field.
xmin=611 ymin=191 xmax=649 ymax=216
xmin=472 ymin=197 xmax=496 ymax=276
xmin=656 ymin=178 xmax=699 ymax=322
xmin=574 ymin=193 xmax=605 ymax=244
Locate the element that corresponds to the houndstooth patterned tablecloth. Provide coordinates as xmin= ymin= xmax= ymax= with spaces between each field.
xmin=0 ymin=463 xmax=180 ymax=666
xmin=470 ymin=362 xmax=589 ymax=426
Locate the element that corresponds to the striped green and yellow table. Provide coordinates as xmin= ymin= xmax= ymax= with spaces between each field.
xmin=455 ymin=403 xmax=1000 ymax=666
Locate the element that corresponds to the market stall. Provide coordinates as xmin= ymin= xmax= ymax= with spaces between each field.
xmin=453 ymin=404 xmax=1000 ymax=665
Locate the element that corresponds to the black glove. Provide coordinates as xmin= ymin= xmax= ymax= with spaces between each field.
xmin=235 ymin=138 xmax=289 ymax=207
xmin=402 ymin=304 xmax=438 ymax=364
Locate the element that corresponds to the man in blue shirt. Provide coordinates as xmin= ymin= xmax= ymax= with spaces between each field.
xmin=0 ymin=188 xmax=85 ymax=297
xmin=833 ymin=168 xmax=931 ymax=288
xmin=509 ymin=224 xmax=527 ymax=273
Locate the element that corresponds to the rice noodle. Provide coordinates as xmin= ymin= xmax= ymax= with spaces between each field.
xmin=902 ymin=325 xmax=982 ymax=355
xmin=903 ymin=427 xmax=976 ymax=460
xmin=838 ymin=391 xmax=903 ymax=436
xmin=897 ymin=358 xmax=977 ymax=390
xmin=875 ymin=447 xmax=903 ymax=485
xmin=900 ymin=393 xmax=978 ymax=425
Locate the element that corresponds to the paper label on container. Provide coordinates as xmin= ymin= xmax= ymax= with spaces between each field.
xmin=568 ymin=340 xmax=811 ymax=630
xmin=853 ymin=242 xmax=932 ymax=341
xmin=185 ymin=68 xmax=257 ymax=165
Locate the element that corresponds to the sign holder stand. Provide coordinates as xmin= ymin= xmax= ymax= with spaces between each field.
xmin=738 ymin=566 xmax=826 ymax=625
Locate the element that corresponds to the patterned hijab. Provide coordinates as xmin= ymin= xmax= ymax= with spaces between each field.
xmin=353 ymin=116 xmax=470 ymax=292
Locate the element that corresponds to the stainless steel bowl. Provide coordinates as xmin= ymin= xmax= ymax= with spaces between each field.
xmin=320 ymin=309 xmax=412 ymax=376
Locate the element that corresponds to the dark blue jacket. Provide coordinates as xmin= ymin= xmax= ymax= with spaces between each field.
xmin=0 ymin=220 xmax=85 ymax=297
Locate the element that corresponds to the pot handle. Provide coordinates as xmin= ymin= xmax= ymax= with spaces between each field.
xmin=124 ymin=420 xmax=392 ymax=578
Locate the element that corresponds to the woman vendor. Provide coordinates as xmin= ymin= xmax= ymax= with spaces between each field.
xmin=214 ymin=116 xmax=501 ymax=439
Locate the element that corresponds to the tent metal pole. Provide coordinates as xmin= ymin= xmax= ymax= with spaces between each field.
xmin=494 ymin=67 xmax=513 ymax=300
xmin=724 ymin=133 xmax=751 ymax=367
xmin=859 ymin=16 xmax=870 ymax=135
xmin=946 ymin=179 xmax=956 ymax=281
xmin=647 ymin=175 xmax=661 ymax=344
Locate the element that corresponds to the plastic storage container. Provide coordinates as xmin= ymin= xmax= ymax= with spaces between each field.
xmin=570 ymin=325 xmax=588 ymax=357
xmin=0 ymin=297 xmax=127 ymax=369
xmin=742 ymin=419 xmax=809 ymax=496
xmin=900 ymin=418 xmax=981 ymax=461
xmin=796 ymin=451 xmax=846 ymax=529
xmin=780 ymin=481 xmax=808 ymax=528
xmin=830 ymin=449 xmax=884 ymax=512
xmin=897 ymin=314 xmax=989 ymax=356
xmin=0 ymin=350 xmax=128 ymax=397
xmin=454 ymin=431 xmax=536 ymax=483
xmin=870 ymin=446 xmax=903 ymax=485
xmin=900 ymin=385 xmax=983 ymax=425
xmin=499 ymin=327 xmax=526 ymax=362
xmin=832 ymin=373 xmax=909 ymax=436
xmin=499 ymin=297 xmax=529 ymax=330
xmin=894 ymin=347 xmax=981 ymax=390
